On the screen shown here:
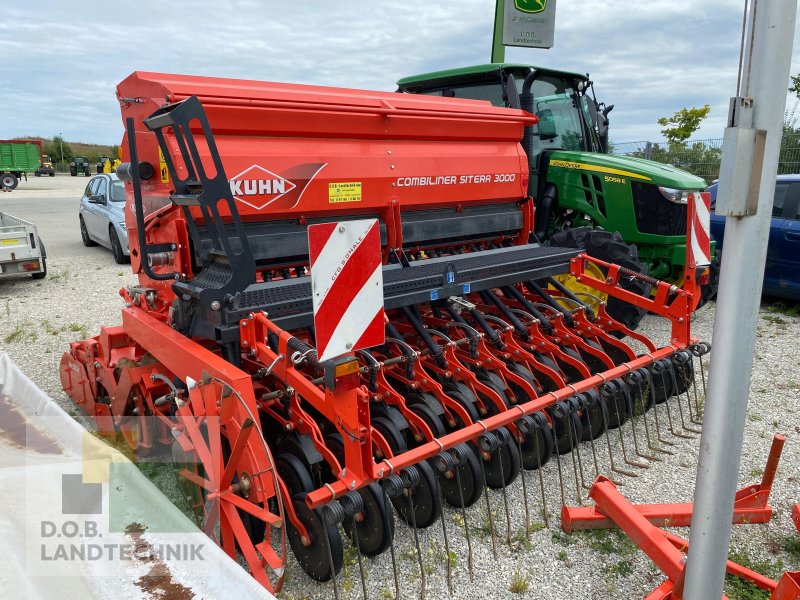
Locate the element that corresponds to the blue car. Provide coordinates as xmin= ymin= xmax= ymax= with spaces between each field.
xmin=708 ymin=174 xmax=800 ymax=300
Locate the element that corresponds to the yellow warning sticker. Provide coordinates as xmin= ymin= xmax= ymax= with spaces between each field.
xmin=158 ymin=148 xmax=169 ymax=183
xmin=328 ymin=182 xmax=362 ymax=203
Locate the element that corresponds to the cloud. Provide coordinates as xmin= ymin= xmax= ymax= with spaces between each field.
xmin=1 ymin=0 xmax=798 ymax=145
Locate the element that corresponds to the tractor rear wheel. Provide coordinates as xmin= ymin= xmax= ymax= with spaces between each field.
xmin=698 ymin=250 xmax=721 ymax=308
xmin=546 ymin=227 xmax=651 ymax=331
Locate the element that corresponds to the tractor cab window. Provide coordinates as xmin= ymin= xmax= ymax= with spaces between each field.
xmin=417 ymin=83 xmax=506 ymax=107
xmin=518 ymin=74 xmax=599 ymax=155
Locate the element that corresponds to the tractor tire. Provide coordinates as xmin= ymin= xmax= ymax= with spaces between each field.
xmin=49 ymin=172 xmax=55 ymax=177
xmin=70 ymin=168 xmax=77 ymax=177
xmin=1 ymin=173 xmax=18 ymax=189
xmin=698 ymin=249 xmax=721 ymax=309
xmin=546 ymin=227 xmax=651 ymax=331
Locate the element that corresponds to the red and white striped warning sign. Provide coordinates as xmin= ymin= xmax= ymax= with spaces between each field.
xmin=308 ymin=219 xmax=385 ymax=362
xmin=687 ymin=191 xmax=711 ymax=268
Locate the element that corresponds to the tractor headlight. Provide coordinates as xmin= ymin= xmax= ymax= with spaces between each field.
xmin=658 ymin=187 xmax=691 ymax=204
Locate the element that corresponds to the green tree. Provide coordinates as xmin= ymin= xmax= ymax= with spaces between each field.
xmin=657 ymin=105 xmax=711 ymax=146
xmin=43 ymin=135 xmax=73 ymax=164
xmin=789 ymin=73 xmax=800 ymax=98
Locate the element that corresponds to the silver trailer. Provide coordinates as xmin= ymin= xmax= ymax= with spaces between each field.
xmin=0 ymin=212 xmax=46 ymax=279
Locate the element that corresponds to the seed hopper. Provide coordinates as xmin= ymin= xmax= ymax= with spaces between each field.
xmin=60 ymin=72 xmax=711 ymax=596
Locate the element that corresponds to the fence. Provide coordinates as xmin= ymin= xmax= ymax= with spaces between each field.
xmin=612 ymin=133 xmax=800 ymax=184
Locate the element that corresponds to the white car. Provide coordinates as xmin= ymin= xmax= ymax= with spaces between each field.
xmin=78 ymin=173 xmax=130 ymax=263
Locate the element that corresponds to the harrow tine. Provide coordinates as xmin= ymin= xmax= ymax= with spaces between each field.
xmin=321 ymin=502 xmax=343 ymax=600
xmin=630 ymin=370 xmax=663 ymax=461
xmin=341 ymin=493 xmax=369 ymax=600
xmin=477 ymin=433 xmax=499 ymax=557
xmin=645 ymin=368 xmax=676 ymax=453
xmin=492 ymin=429 xmax=515 ymax=548
xmin=382 ymin=476 xmax=405 ymax=600
xmin=401 ymin=468 xmax=426 ymax=600
xmin=656 ymin=364 xmax=694 ymax=440
xmin=623 ymin=374 xmax=659 ymax=464
xmin=451 ymin=445 xmax=475 ymax=581
xmin=690 ymin=343 xmax=711 ymax=418
xmin=562 ymin=401 xmax=588 ymax=496
xmin=531 ymin=415 xmax=550 ymax=526
xmin=678 ymin=353 xmax=704 ymax=426
xmin=515 ymin=418 xmax=533 ymax=536
xmin=552 ymin=422 xmax=568 ymax=504
xmin=434 ymin=453 xmax=455 ymax=595
xmin=667 ymin=360 xmax=701 ymax=435
xmin=582 ymin=394 xmax=603 ymax=480
xmin=601 ymin=383 xmax=641 ymax=476
xmin=592 ymin=390 xmax=626 ymax=483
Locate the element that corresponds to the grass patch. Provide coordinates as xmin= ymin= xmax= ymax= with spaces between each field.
xmin=556 ymin=549 xmax=568 ymax=561
xmin=724 ymin=550 xmax=782 ymax=600
xmin=508 ymin=570 xmax=531 ymax=594
xmin=607 ymin=560 xmax=633 ymax=577
xmin=781 ymin=536 xmax=800 ymax=561
xmin=4 ymin=321 xmax=36 ymax=343
xmin=551 ymin=531 xmax=578 ymax=546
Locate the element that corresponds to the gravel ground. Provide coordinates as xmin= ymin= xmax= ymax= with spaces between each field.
xmin=1 ymin=180 xmax=798 ymax=599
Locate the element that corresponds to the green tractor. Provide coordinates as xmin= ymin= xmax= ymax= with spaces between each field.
xmin=69 ymin=156 xmax=91 ymax=177
xmin=397 ymin=64 xmax=717 ymax=329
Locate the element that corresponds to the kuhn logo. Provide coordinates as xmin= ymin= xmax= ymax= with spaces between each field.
xmin=229 ymin=165 xmax=297 ymax=210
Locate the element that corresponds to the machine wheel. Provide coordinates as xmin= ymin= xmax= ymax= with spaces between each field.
xmin=110 ymin=226 xmax=127 ymax=264
xmin=32 ymin=257 xmax=47 ymax=280
xmin=372 ymin=416 xmax=441 ymax=528
xmin=286 ymin=495 xmax=343 ymax=582
xmin=172 ymin=378 xmax=286 ymax=592
xmin=546 ymin=227 xmax=651 ymax=331
xmin=580 ymin=397 xmax=609 ymax=441
xmin=548 ymin=407 xmax=584 ymax=455
xmin=1 ymin=173 xmax=17 ymax=189
xmin=342 ymin=483 xmax=395 ymax=557
xmin=49 ymin=172 xmax=55 ymax=177
xmin=70 ymin=168 xmax=77 ymax=176
xmin=118 ymin=384 xmax=155 ymax=456
xmin=276 ymin=453 xmax=314 ymax=498
xmin=80 ymin=216 xmax=97 ymax=246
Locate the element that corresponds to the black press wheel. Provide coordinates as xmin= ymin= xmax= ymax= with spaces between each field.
xmin=342 ymin=482 xmax=395 ymax=557
xmin=546 ymin=227 xmax=651 ymax=331
xmin=519 ymin=412 xmax=555 ymax=469
xmin=276 ymin=453 xmax=314 ymax=498
xmin=110 ymin=226 xmax=127 ymax=264
xmin=286 ymin=494 xmax=343 ymax=582
xmin=80 ymin=216 xmax=97 ymax=247
xmin=372 ymin=416 xmax=441 ymax=528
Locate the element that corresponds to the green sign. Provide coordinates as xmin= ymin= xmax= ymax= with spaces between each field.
xmin=514 ymin=0 xmax=547 ymax=13
xmin=503 ymin=0 xmax=557 ymax=49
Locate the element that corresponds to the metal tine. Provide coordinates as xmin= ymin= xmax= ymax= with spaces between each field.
xmin=614 ymin=380 xmax=651 ymax=469
xmin=622 ymin=373 xmax=659 ymax=463
xmin=656 ymin=362 xmax=694 ymax=439
xmin=476 ymin=435 xmax=499 ymax=559
xmin=644 ymin=367 xmax=676 ymax=452
xmin=450 ymin=445 xmax=475 ymax=582
xmin=515 ymin=418 xmax=533 ymax=537
xmin=601 ymin=382 xmax=643 ymax=475
xmin=595 ymin=385 xmax=629 ymax=481
xmin=341 ymin=492 xmax=369 ymax=600
xmin=532 ymin=414 xmax=550 ymax=527
xmin=580 ymin=391 xmax=604 ymax=481
xmin=492 ymin=429 xmax=514 ymax=549
xmin=563 ymin=399 xmax=590 ymax=495
xmin=381 ymin=476 xmax=405 ymax=599
xmin=321 ymin=502 xmax=343 ymax=600
xmin=678 ymin=351 xmax=704 ymax=425
xmin=690 ymin=343 xmax=711 ymax=417
xmin=552 ymin=415 xmax=569 ymax=504
xmin=433 ymin=452 xmax=455 ymax=595
xmin=667 ymin=358 xmax=702 ymax=434
xmin=630 ymin=369 xmax=663 ymax=461
xmin=401 ymin=467 xmax=426 ymax=600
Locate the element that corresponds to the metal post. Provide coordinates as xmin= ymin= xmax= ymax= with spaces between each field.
xmin=491 ymin=0 xmax=505 ymax=63
xmin=683 ymin=1 xmax=797 ymax=598
xmin=59 ymin=133 xmax=64 ymax=164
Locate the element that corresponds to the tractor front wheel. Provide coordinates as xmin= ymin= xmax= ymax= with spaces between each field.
xmin=546 ymin=227 xmax=651 ymax=331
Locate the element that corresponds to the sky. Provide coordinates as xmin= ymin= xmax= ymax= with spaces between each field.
xmin=1 ymin=0 xmax=799 ymax=147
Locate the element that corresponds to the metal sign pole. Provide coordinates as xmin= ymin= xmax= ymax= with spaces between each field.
xmin=683 ymin=1 xmax=797 ymax=598
xmin=491 ymin=0 xmax=506 ymax=62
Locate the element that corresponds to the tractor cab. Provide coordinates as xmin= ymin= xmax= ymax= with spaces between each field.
xmin=397 ymin=64 xmax=612 ymax=160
